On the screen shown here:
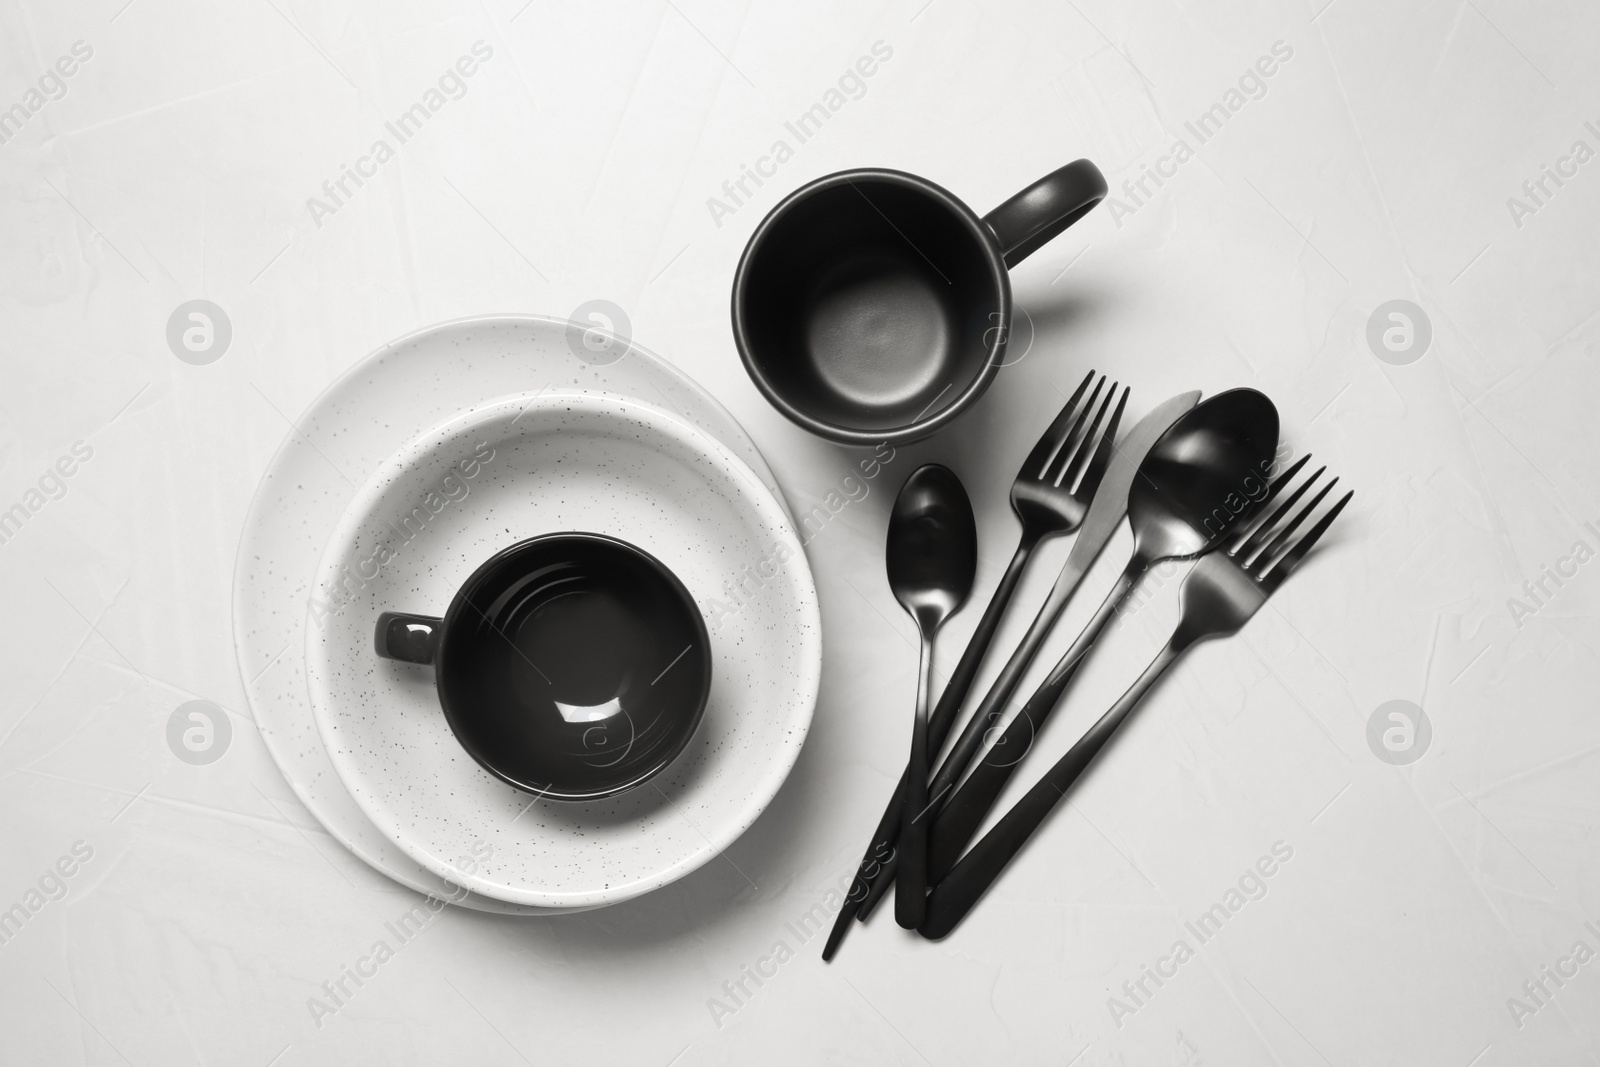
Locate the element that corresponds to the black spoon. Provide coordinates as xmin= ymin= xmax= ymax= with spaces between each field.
xmin=884 ymin=464 xmax=977 ymax=929
xmin=918 ymin=388 xmax=1282 ymax=937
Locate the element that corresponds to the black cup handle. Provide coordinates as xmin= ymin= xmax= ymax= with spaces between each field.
xmin=982 ymin=159 xmax=1107 ymax=268
xmin=375 ymin=611 xmax=441 ymax=665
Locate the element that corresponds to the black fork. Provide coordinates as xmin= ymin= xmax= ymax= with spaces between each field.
xmin=919 ymin=464 xmax=1353 ymax=939
xmin=822 ymin=371 xmax=1125 ymax=959
xmin=917 ymin=455 xmax=1311 ymax=884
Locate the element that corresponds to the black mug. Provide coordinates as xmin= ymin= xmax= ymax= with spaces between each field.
xmin=375 ymin=532 xmax=712 ymax=802
xmin=732 ymin=160 xmax=1106 ymax=446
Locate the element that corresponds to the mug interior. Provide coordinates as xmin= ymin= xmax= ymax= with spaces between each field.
xmin=435 ymin=533 xmax=711 ymax=801
xmin=737 ymin=175 xmax=1004 ymax=436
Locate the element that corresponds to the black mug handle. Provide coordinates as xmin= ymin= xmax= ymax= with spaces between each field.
xmin=982 ymin=159 xmax=1107 ymax=268
xmin=375 ymin=611 xmax=441 ymax=665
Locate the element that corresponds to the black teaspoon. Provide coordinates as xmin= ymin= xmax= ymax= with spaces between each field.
xmin=884 ymin=464 xmax=977 ymax=929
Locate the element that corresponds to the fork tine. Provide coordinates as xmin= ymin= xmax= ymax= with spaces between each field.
xmin=1234 ymin=459 xmax=1319 ymax=559
xmin=1070 ymin=385 xmax=1129 ymax=497
xmin=1262 ymin=454 xmax=1312 ymax=506
xmin=1253 ymin=478 xmax=1338 ymax=574
xmin=1055 ymin=379 xmax=1117 ymax=487
xmin=1043 ymin=375 xmax=1106 ymax=483
xmin=1019 ymin=371 xmax=1095 ymax=480
xmin=1231 ymin=455 xmax=1312 ymax=547
xmin=1263 ymin=489 xmax=1352 ymax=580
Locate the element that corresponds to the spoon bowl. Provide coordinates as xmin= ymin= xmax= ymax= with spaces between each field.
xmin=887 ymin=465 xmax=979 ymax=630
xmin=1128 ymin=388 xmax=1281 ymax=563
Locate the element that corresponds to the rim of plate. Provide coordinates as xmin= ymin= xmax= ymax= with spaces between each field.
xmin=231 ymin=313 xmax=801 ymax=912
xmin=305 ymin=389 xmax=821 ymax=908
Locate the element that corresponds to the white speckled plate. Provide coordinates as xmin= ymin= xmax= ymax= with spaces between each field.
xmin=306 ymin=391 xmax=820 ymax=909
xmin=233 ymin=315 xmax=800 ymax=914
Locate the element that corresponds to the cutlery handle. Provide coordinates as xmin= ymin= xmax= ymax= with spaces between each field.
xmin=929 ymin=552 xmax=1091 ymax=802
xmin=896 ymin=632 xmax=936 ymax=928
xmin=854 ymin=549 xmax=1101 ymax=920
xmin=823 ymin=536 xmax=1035 ymax=959
xmin=920 ymin=641 xmax=1183 ymax=940
xmin=926 ymin=564 xmax=1135 ymax=882
xmin=928 ymin=538 xmax=1036 ymax=763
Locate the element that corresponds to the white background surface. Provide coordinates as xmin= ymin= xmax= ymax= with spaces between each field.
xmin=2 ymin=0 xmax=1598 ymax=1064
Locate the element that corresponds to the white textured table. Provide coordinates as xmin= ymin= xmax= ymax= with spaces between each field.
xmin=2 ymin=1 xmax=1597 ymax=1063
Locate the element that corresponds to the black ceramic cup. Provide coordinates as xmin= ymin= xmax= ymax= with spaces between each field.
xmin=731 ymin=160 xmax=1107 ymax=446
xmin=375 ymin=533 xmax=712 ymax=802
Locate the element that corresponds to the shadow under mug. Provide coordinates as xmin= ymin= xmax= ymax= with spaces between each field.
xmin=374 ymin=532 xmax=712 ymax=802
xmin=732 ymin=160 xmax=1107 ymax=446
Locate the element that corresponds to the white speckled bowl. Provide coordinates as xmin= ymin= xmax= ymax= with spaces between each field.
xmin=306 ymin=391 xmax=820 ymax=909
xmin=234 ymin=314 xmax=797 ymax=913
